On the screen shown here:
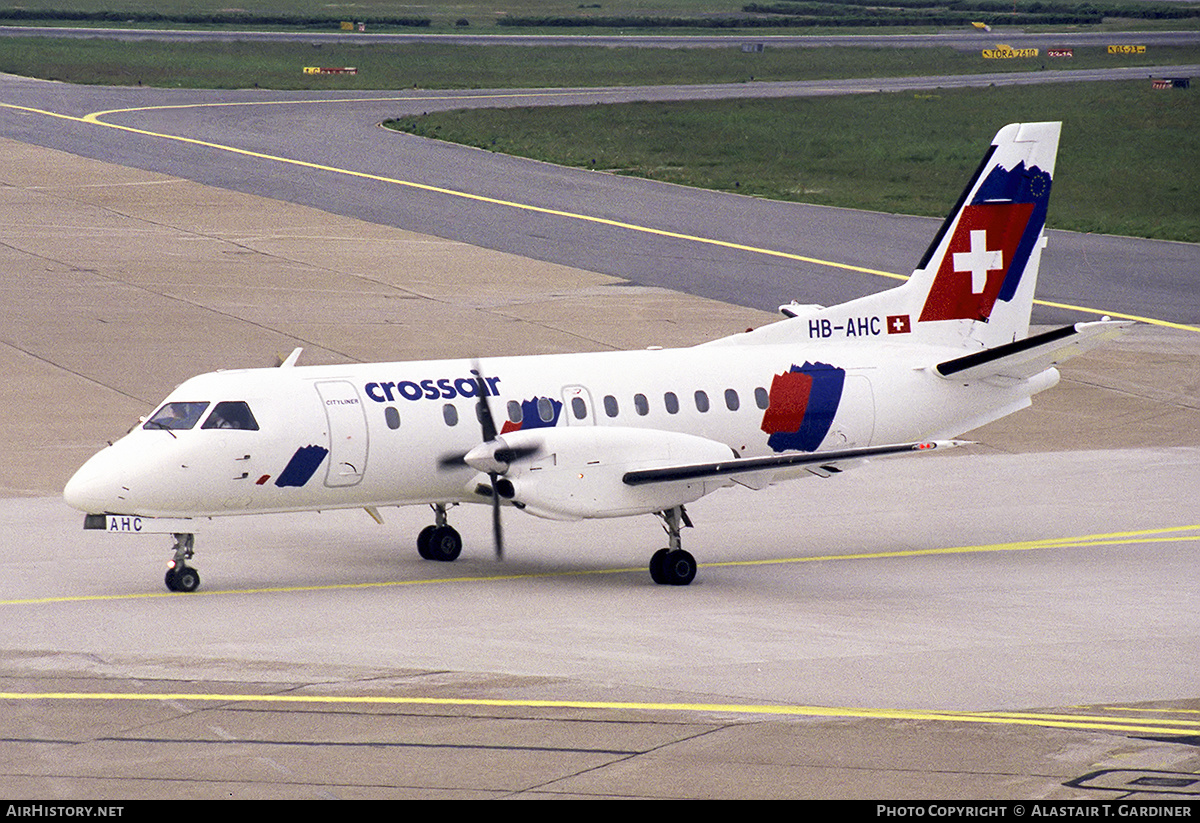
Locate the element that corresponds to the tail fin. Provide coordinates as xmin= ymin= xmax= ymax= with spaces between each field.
xmin=757 ymin=122 xmax=1061 ymax=351
xmin=907 ymin=121 xmax=1059 ymax=348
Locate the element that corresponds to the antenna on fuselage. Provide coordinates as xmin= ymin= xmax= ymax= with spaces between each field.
xmin=276 ymin=347 xmax=303 ymax=368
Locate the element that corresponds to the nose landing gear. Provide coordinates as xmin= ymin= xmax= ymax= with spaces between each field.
xmin=164 ymin=532 xmax=200 ymax=592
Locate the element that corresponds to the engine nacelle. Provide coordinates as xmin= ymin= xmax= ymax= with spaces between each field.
xmin=466 ymin=427 xmax=736 ymax=520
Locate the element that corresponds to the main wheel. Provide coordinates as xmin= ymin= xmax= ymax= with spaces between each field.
xmin=427 ymin=526 xmax=462 ymax=562
xmin=649 ymin=548 xmax=670 ymax=585
xmin=662 ymin=549 xmax=696 ymax=586
xmin=416 ymin=525 xmax=437 ymax=560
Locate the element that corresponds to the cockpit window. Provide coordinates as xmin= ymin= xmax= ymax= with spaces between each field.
xmin=144 ymin=401 xmax=209 ymax=431
xmin=201 ymin=401 xmax=260 ymax=431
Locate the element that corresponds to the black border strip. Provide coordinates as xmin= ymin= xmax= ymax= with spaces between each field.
xmin=935 ymin=323 xmax=1077 ymax=377
xmin=623 ymin=441 xmax=937 ymax=486
xmin=915 ymin=144 xmax=997 ymax=272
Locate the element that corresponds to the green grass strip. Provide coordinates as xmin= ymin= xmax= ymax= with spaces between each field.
xmin=386 ymin=81 xmax=1199 ymax=242
xmin=2 ymin=37 xmax=1198 ymax=89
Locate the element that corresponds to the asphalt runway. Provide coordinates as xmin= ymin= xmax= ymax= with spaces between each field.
xmin=0 ymin=68 xmax=1198 ymax=798
xmin=4 ymin=25 xmax=1200 ymax=50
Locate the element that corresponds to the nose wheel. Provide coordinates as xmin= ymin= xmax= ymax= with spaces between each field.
xmin=165 ymin=564 xmax=200 ymax=592
xmin=164 ymin=532 xmax=200 ymax=592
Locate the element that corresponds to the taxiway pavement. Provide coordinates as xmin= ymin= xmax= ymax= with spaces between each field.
xmin=0 ymin=68 xmax=1197 ymax=797
xmin=0 ymin=139 xmax=1197 ymax=800
xmin=3 ymin=72 xmax=1198 ymax=325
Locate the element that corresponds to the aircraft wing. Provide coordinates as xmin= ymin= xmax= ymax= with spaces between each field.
xmin=934 ymin=319 xmax=1132 ymax=383
xmin=622 ymin=440 xmax=963 ymax=487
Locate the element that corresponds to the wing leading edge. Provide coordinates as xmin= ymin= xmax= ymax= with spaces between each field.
xmin=622 ymin=440 xmax=965 ymax=487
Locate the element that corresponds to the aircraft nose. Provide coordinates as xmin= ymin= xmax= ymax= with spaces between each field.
xmin=63 ymin=448 xmax=125 ymax=513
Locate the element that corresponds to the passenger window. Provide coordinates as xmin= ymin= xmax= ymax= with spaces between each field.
xmin=571 ymin=396 xmax=587 ymax=420
xmin=537 ymin=397 xmax=554 ymax=422
xmin=664 ymin=392 xmax=679 ymax=414
xmin=385 ymin=407 xmax=401 ymax=430
xmin=634 ymin=393 xmax=649 ymax=416
xmin=201 ymin=401 xmax=260 ymax=431
xmin=443 ymin=404 xmax=458 ymax=426
xmin=694 ymin=390 xmax=710 ymax=413
xmin=755 ymin=387 xmax=769 ymax=410
xmin=507 ymin=400 xmax=523 ymax=424
xmin=724 ymin=389 xmax=740 ymax=411
xmin=603 ymin=395 xmax=619 ymax=417
xmin=145 ymin=401 xmax=209 ymax=431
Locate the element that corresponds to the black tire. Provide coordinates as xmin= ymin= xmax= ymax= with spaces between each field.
xmin=416 ymin=525 xmax=437 ymax=560
xmin=649 ymin=548 xmax=670 ymax=585
xmin=166 ymin=565 xmax=200 ymax=592
xmin=173 ymin=566 xmax=201 ymax=593
xmin=428 ymin=526 xmax=462 ymax=562
xmin=663 ymin=549 xmax=696 ymax=586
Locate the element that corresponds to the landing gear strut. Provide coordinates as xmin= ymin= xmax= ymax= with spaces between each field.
xmin=650 ymin=506 xmax=697 ymax=586
xmin=417 ymin=503 xmax=462 ymax=562
xmin=164 ymin=532 xmax=200 ymax=592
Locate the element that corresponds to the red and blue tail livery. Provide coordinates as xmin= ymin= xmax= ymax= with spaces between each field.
xmin=919 ymin=160 xmax=1052 ymax=324
xmin=761 ymin=363 xmax=846 ymax=453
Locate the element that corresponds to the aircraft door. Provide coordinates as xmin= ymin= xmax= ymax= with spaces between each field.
xmin=315 ymin=380 xmax=369 ymax=487
xmin=561 ymin=385 xmax=595 ymax=426
xmin=830 ymin=374 xmax=876 ymax=448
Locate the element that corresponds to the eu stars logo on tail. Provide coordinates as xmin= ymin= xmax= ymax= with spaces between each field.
xmin=64 ymin=121 xmax=1130 ymax=590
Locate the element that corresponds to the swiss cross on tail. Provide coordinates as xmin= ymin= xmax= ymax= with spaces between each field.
xmin=919 ymin=160 xmax=1051 ymax=324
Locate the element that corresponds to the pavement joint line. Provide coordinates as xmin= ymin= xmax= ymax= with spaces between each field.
xmin=4 ymin=99 xmax=1194 ymax=333
xmin=1 ymin=524 xmax=1195 ymax=607
xmin=0 ymin=690 xmax=1195 ymax=737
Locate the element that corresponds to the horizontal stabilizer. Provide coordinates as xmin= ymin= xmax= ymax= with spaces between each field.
xmin=623 ymin=440 xmax=964 ymax=487
xmin=935 ymin=319 xmax=1132 ymax=382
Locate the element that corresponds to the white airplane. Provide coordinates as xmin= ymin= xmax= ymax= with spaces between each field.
xmin=65 ymin=121 xmax=1128 ymax=591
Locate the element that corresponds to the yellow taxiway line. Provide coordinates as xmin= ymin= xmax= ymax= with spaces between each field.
xmin=0 ymin=689 xmax=1196 ymax=738
xmin=3 ymin=525 xmax=1196 ymax=607
xmin=2 ymin=97 xmax=1195 ymax=744
xmin=3 ymin=98 xmax=1196 ymax=333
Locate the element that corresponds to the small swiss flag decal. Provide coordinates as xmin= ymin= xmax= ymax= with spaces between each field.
xmin=886 ymin=315 xmax=911 ymax=334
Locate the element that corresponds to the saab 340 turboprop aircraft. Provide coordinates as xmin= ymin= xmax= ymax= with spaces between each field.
xmin=65 ymin=121 xmax=1129 ymax=590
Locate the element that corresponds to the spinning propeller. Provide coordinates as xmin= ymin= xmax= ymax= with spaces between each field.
xmin=473 ymin=368 xmax=506 ymax=559
xmin=438 ymin=362 xmax=538 ymax=560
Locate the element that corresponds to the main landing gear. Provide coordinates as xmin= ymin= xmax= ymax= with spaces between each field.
xmin=412 ymin=502 xmax=699 ymax=585
xmin=650 ymin=506 xmax=697 ymax=586
xmin=417 ymin=503 xmax=462 ymax=562
xmin=164 ymin=532 xmax=200 ymax=592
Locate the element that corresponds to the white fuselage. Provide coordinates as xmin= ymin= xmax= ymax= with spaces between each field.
xmin=63 ymin=337 xmax=1056 ymax=520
